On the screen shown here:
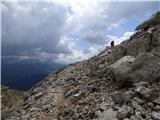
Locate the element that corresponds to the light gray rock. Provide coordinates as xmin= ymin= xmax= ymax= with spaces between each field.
xmin=133 ymin=82 xmax=149 ymax=87
xmin=154 ymin=105 xmax=160 ymax=111
xmin=152 ymin=111 xmax=160 ymax=120
xmin=153 ymin=97 xmax=160 ymax=105
xmin=148 ymin=102 xmax=154 ymax=109
xmin=131 ymin=101 xmax=145 ymax=114
xmin=124 ymin=91 xmax=134 ymax=102
xmin=110 ymin=56 xmax=135 ymax=69
xmin=124 ymin=118 xmax=130 ymax=120
xmin=33 ymin=92 xmax=44 ymax=100
xmin=110 ymin=52 xmax=160 ymax=87
xmin=130 ymin=111 xmax=145 ymax=120
xmin=109 ymin=56 xmax=135 ymax=87
xmin=99 ymin=109 xmax=118 ymax=120
xmin=130 ymin=115 xmax=144 ymax=120
xmin=117 ymin=105 xmax=134 ymax=119
xmin=133 ymin=97 xmax=145 ymax=105
xmin=135 ymin=86 xmax=153 ymax=99
xmin=146 ymin=112 xmax=152 ymax=120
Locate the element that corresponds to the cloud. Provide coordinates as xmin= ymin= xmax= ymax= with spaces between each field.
xmin=106 ymin=31 xmax=134 ymax=46
xmin=1 ymin=1 xmax=159 ymax=64
xmin=63 ymin=1 xmax=159 ymax=45
xmin=55 ymin=46 xmax=100 ymax=64
xmin=2 ymin=2 xmax=69 ymax=57
xmin=55 ymin=31 xmax=134 ymax=64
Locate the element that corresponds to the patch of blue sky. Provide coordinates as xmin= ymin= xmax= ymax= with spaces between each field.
xmin=74 ymin=39 xmax=92 ymax=51
xmin=106 ymin=9 xmax=158 ymax=38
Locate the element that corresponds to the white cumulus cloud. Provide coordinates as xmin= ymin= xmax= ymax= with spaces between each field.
xmin=1 ymin=1 xmax=159 ymax=64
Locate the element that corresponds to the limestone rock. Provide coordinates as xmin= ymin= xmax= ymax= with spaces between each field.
xmin=154 ymin=105 xmax=160 ymax=111
xmin=152 ymin=111 xmax=160 ymax=120
xmin=124 ymin=91 xmax=134 ymax=102
xmin=135 ymin=86 xmax=153 ymax=99
xmin=116 ymin=105 xmax=134 ymax=119
xmin=110 ymin=52 xmax=160 ymax=87
xmin=99 ymin=109 xmax=118 ymax=120
xmin=133 ymin=97 xmax=145 ymax=105
xmin=133 ymin=82 xmax=149 ymax=87
xmin=131 ymin=101 xmax=145 ymax=114
xmin=153 ymin=97 xmax=160 ymax=105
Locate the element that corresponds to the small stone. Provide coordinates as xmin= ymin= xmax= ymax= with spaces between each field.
xmin=152 ymin=111 xmax=160 ymax=120
xmin=130 ymin=112 xmax=145 ymax=120
xmin=133 ymin=97 xmax=145 ymax=105
xmin=111 ymin=92 xmax=125 ymax=105
xmin=153 ymin=97 xmax=160 ymax=105
xmin=124 ymin=91 xmax=134 ymax=102
xmin=154 ymin=105 xmax=160 ymax=111
xmin=124 ymin=118 xmax=130 ymax=120
xmin=130 ymin=116 xmax=137 ymax=120
xmin=146 ymin=112 xmax=152 ymax=119
xmin=135 ymin=111 xmax=142 ymax=116
xmin=135 ymin=86 xmax=152 ymax=99
xmin=117 ymin=105 xmax=134 ymax=119
xmin=99 ymin=109 xmax=118 ymax=120
xmin=130 ymin=115 xmax=144 ymax=120
xmin=133 ymin=82 xmax=149 ymax=87
xmin=112 ymin=105 xmax=120 ymax=111
xmin=73 ymin=91 xmax=81 ymax=97
xmin=131 ymin=101 xmax=145 ymax=115
xmin=148 ymin=102 xmax=154 ymax=109
xmin=98 ymin=102 xmax=109 ymax=111
xmin=33 ymin=92 xmax=44 ymax=100
xmin=64 ymin=89 xmax=74 ymax=97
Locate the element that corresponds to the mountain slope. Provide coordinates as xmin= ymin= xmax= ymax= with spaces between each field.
xmin=3 ymin=11 xmax=160 ymax=120
xmin=1 ymin=86 xmax=26 ymax=120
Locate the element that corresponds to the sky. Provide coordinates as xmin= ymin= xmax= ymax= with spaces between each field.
xmin=1 ymin=0 xmax=160 ymax=64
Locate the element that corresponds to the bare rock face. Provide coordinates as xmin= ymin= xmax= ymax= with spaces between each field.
xmin=110 ymin=52 xmax=160 ymax=87
xmin=3 ymin=11 xmax=160 ymax=120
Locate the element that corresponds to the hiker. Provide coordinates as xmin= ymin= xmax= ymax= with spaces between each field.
xmin=111 ymin=41 xmax=114 ymax=48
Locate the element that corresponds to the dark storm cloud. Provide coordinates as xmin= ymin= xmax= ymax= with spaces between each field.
xmin=2 ymin=1 xmax=71 ymax=59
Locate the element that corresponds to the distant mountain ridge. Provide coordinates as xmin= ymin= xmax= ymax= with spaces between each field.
xmin=1 ymin=58 xmax=64 ymax=90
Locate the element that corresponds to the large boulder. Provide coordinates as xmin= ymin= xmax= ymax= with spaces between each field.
xmin=110 ymin=52 xmax=160 ymax=87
